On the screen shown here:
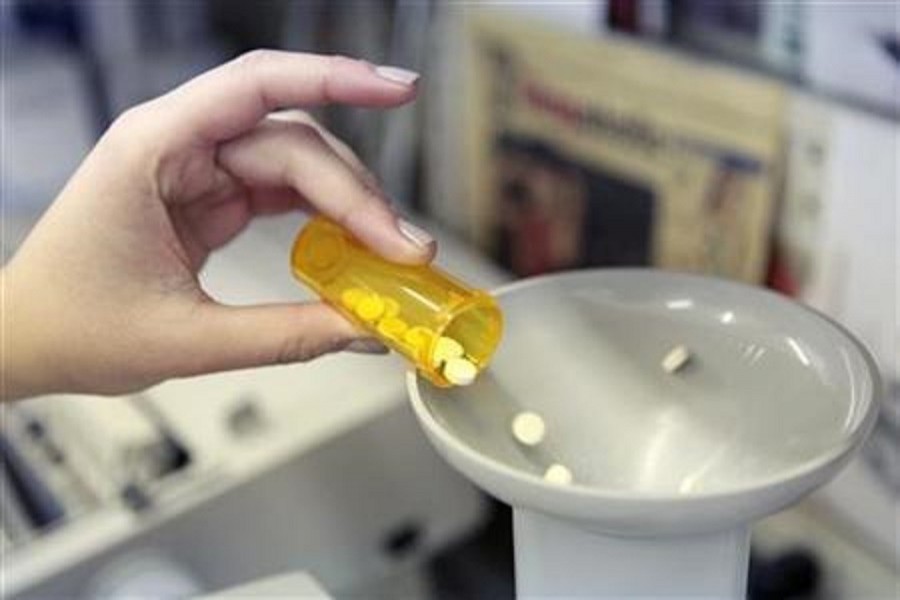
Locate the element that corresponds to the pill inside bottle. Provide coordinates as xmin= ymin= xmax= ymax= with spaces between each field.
xmin=291 ymin=217 xmax=503 ymax=387
xmin=443 ymin=357 xmax=478 ymax=386
xmin=432 ymin=336 xmax=465 ymax=367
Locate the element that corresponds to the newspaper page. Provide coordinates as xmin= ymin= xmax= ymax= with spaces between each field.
xmin=461 ymin=12 xmax=786 ymax=282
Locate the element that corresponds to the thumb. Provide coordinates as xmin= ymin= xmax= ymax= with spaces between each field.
xmin=177 ymin=301 xmax=385 ymax=376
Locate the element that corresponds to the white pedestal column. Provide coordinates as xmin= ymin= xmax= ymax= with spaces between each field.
xmin=514 ymin=509 xmax=750 ymax=599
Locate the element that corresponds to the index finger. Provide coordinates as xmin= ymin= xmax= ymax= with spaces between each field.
xmin=163 ymin=51 xmax=419 ymax=144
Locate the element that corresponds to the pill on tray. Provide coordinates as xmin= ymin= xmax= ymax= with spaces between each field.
xmin=341 ymin=288 xmax=367 ymax=310
xmin=544 ymin=463 xmax=573 ymax=485
xmin=661 ymin=344 xmax=691 ymax=374
xmin=432 ymin=336 xmax=465 ymax=367
xmin=355 ymin=294 xmax=386 ymax=322
xmin=511 ymin=411 xmax=546 ymax=446
xmin=443 ymin=357 xmax=478 ymax=386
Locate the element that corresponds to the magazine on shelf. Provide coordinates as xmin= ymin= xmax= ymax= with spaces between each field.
xmin=459 ymin=13 xmax=786 ymax=283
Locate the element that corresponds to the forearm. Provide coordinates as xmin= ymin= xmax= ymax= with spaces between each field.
xmin=1 ymin=265 xmax=62 ymax=401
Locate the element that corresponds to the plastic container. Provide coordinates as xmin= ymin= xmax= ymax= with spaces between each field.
xmin=291 ymin=217 xmax=503 ymax=387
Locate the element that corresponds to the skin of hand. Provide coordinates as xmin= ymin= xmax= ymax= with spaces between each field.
xmin=1 ymin=51 xmax=436 ymax=401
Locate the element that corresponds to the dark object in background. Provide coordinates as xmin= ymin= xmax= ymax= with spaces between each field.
xmin=607 ymin=0 xmax=640 ymax=33
xmin=206 ymin=0 xmax=290 ymax=55
xmin=581 ymin=165 xmax=655 ymax=268
xmin=0 ymin=433 xmax=66 ymax=530
xmin=129 ymin=396 xmax=192 ymax=478
xmin=492 ymin=135 xmax=654 ymax=277
xmin=380 ymin=519 xmax=424 ymax=560
xmin=430 ymin=501 xmax=514 ymax=600
xmin=671 ymin=0 xmax=761 ymax=39
xmin=11 ymin=0 xmax=112 ymax=134
xmin=120 ymin=483 xmax=153 ymax=513
xmin=877 ymin=33 xmax=900 ymax=65
xmin=749 ymin=547 xmax=822 ymax=600
xmin=12 ymin=0 xmax=81 ymax=46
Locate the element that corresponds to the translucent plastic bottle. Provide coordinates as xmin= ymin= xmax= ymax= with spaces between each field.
xmin=291 ymin=217 xmax=503 ymax=387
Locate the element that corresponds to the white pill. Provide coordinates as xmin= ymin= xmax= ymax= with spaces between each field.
xmin=544 ymin=463 xmax=573 ymax=485
xmin=662 ymin=344 xmax=691 ymax=374
xmin=511 ymin=411 xmax=546 ymax=446
xmin=432 ymin=335 xmax=465 ymax=367
xmin=443 ymin=357 xmax=478 ymax=386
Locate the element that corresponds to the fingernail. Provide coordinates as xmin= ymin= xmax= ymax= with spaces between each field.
xmin=375 ymin=65 xmax=420 ymax=86
xmin=345 ymin=339 xmax=389 ymax=355
xmin=398 ymin=218 xmax=434 ymax=249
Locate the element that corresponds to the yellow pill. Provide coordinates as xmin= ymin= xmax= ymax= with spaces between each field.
xmin=431 ymin=336 xmax=465 ymax=368
xmin=377 ymin=316 xmax=409 ymax=339
xmin=383 ymin=297 xmax=400 ymax=318
xmin=355 ymin=294 xmax=385 ymax=322
xmin=341 ymin=288 xmax=368 ymax=310
xmin=404 ymin=326 xmax=435 ymax=353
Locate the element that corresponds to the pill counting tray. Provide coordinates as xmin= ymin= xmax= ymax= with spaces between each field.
xmin=407 ymin=269 xmax=880 ymax=598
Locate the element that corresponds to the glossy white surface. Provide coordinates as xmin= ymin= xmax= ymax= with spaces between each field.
xmin=200 ymin=572 xmax=332 ymax=598
xmin=409 ymin=270 xmax=880 ymax=535
xmin=514 ymin=510 xmax=749 ymax=599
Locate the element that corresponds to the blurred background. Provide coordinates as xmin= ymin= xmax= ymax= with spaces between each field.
xmin=1 ymin=1 xmax=897 ymax=598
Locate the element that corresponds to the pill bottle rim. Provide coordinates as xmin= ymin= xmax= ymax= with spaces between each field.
xmin=426 ymin=291 xmax=504 ymax=387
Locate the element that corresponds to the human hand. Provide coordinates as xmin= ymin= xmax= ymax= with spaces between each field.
xmin=2 ymin=51 xmax=435 ymax=401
